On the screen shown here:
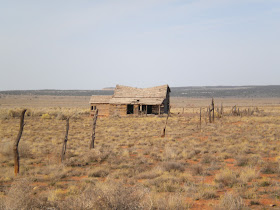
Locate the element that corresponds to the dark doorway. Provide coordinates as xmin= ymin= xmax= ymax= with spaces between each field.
xmin=127 ymin=105 xmax=134 ymax=114
xmin=147 ymin=105 xmax=152 ymax=114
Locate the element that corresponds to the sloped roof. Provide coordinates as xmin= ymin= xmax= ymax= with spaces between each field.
xmin=89 ymin=95 xmax=112 ymax=104
xmin=113 ymin=84 xmax=170 ymax=98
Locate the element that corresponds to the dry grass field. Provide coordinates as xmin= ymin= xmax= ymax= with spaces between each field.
xmin=1 ymin=95 xmax=280 ymax=209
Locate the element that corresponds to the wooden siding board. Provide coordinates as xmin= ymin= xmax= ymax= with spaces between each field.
xmin=90 ymin=103 xmax=110 ymax=116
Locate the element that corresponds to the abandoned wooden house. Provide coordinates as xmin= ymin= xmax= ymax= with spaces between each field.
xmin=89 ymin=84 xmax=171 ymax=117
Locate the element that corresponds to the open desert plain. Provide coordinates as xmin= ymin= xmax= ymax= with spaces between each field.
xmin=1 ymin=94 xmax=280 ymax=209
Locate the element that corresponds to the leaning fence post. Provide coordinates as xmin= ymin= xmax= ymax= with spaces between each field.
xmin=14 ymin=109 xmax=27 ymax=176
xmin=61 ymin=117 xmax=70 ymax=163
xmin=90 ymin=109 xmax=98 ymax=149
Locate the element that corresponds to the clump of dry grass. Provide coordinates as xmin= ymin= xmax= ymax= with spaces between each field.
xmin=0 ymin=141 xmax=31 ymax=159
xmin=239 ymin=167 xmax=259 ymax=184
xmin=3 ymin=178 xmax=33 ymax=210
xmin=151 ymin=193 xmax=190 ymax=209
xmin=185 ymin=183 xmax=217 ymax=200
xmin=62 ymin=180 xmax=151 ymax=210
xmin=66 ymin=149 xmax=110 ymax=166
xmin=134 ymin=167 xmax=162 ymax=180
xmin=215 ymin=168 xmax=239 ymax=187
xmin=200 ymin=154 xmax=217 ymax=164
xmin=191 ymin=164 xmax=204 ymax=175
xmin=260 ymin=162 xmax=278 ymax=174
xmin=162 ymin=161 xmax=185 ymax=172
xmin=147 ymin=174 xmax=183 ymax=192
xmin=235 ymin=155 xmax=249 ymax=166
xmin=218 ymin=192 xmax=247 ymax=210
xmin=88 ymin=166 xmax=110 ymax=178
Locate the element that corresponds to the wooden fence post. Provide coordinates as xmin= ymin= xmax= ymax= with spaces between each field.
xmin=212 ymin=98 xmax=215 ymax=122
xmin=61 ymin=117 xmax=69 ymax=163
xmin=208 ymin=106 xmax=212 ymax=123
xmin=14 ymin=109 xmax=27 ymax=176
xmin=161 ymin=107 xmax=170 ymax=137
xmin=200 ymin=107 xmax=202 ymax=131
xmin=90 ymin=109 xmax=98 ymax=149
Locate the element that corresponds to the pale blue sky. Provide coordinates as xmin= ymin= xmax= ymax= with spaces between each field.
xmin=0 ymin=0 xmax=279 ymax=90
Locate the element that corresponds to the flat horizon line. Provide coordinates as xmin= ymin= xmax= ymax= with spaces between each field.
xmin=1 ymin=84 xmax=280 ymax=92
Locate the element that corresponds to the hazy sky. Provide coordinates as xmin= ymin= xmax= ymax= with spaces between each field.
xmin=1 ymin=0 xmax=280 ymax=90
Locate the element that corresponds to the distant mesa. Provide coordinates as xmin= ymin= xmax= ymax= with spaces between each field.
xmin=102 ymin=87 xmax=115 ymax=90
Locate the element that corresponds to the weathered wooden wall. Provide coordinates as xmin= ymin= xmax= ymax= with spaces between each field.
xmin=90 ymin=103 xmax=110 ymax=116
xmin=91 ymin=99 xmax=169 ymax=117
xmin=109 ymin=104 xmax=127 ymax=116
xmin=134 ymin=105 xmax=139 ymax=115
xmin=163 ymin=91 xmax=170 ymax=113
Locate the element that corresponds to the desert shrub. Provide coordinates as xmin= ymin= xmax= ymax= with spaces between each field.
xmin=61 ymin=181 xmax=151 ymax=210
xmin=237 ymin=186 xmax=258 ymax=199
xmin=248 ymin=155 xmax=263 ymax=166
xmin=207 ymin=161 xmax=222 ymax=171
xmin=37 ymin=164 xmax=69 ymax=181
xmin=70 ymin=113 xmax=81 ymax=120
xmin=0 ymin=141 xmax=13 ymax=158
xmin=4 ymin=178 xmax=33 ymax=210
xmin=260 ymin=162 xmax=278 ymax=174
xmin=8 ymin=109 xmax=22 ymax=118
xmin=147 ymin=175 xmax=183 ymax=192
xmin=162 ymin=161 xmax=185 ymax=172
xmin=235 ymin=155 xmax=249 ymax=166
xmin=0 ymin=111 xmax=9 ymax=120
xmin=191 ymin=164 xmax=204 ymax=175
xmin=135 ymin=168 xmax=162 ymax=180
xmin=163 ymin=147 xmax=178 ymax=161
xmin=195 ymin=185 xmax=217 ymax=200
xmin=185 ymin=183 xmax=216 ymax=200
xmin=151 ymin=193 xmax=190 ymax=209
xmin=88 ymin=167 xmax=110 ymax=177
xmin=0 ymin=197 xmax=5 ymax=210
xmin=186 ymin=149 xmax=200 ymax=159
xmin=113 ymin=168 xmax=135 ymax=179
xmin=239 ymin=167 xmax=259 ymax=184
xmin=41 ymin=113 xmax=52 ymax=119
xmin=56 ymin=112 xmax=68 ymax=120
xmin=18 ymin=142 xmax=32 ymax=158
xmin=258 ymin=177 xmax=271 ymax=187
xmin=200 ymin=154 xmax=216 ymax=164
xmin=66 ymin=150 xmax=111 ymax=167
xmin=219 ymin=192 xmax=247 ymax=210
xmin=215 ymin=168 xmax=239 ymax=187
xmin=0 ymin=141 xmax=31 ymax=159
